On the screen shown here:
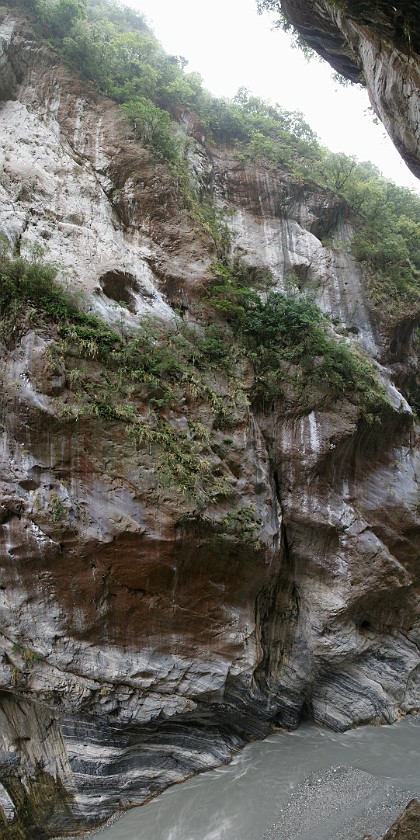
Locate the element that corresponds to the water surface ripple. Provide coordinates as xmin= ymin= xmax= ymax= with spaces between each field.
xmin=93 ymin=715 xmax=420 ymax=840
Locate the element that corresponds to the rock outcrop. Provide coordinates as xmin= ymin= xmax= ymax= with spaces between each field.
xmin=382 ymin=798 xmax=420 ymax=839
xmin=363 ymin=798 xmax=420 ymax=840
xmin=0 ymin=7 xmax=419 ymax=837
xmin=266 ymin=0 xmax=420 ymax=179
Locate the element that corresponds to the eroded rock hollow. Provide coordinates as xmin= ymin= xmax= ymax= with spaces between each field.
xmin=0 ymin=5 xmax=419 ymax=836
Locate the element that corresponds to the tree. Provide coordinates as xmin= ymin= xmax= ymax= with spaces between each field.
xmin=38 ymin=0 xmax=87 ymax=40
xmin=121 ymin=98 xmax=178 ymax=161
xmin=319 ymin=151 xmax=358 ymax=192
xmin=62 ymin=18 xmax=116 ymax=85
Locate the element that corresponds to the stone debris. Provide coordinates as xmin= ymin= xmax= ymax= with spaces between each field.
xmin=260 ymin=766 xmax=418 ymax=840
xmin=0 ymin=4 xmax=419 ymax=836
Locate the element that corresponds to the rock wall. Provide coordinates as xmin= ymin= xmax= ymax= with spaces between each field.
xmin=0 ymin=8 xmax=419 ymax=836
xmin=276 ymin=0 xmax=420 ymax=179
xmin=382 ymin=798 xmax=420 ymax=840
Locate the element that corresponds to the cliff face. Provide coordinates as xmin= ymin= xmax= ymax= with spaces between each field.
xmin=0 ymin=9 xmax=419 ymax=836
xmin=276 ymin=0 xmax=420 ymax=179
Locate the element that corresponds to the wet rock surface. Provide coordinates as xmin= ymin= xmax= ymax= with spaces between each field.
xmin=0 ymin=7 xmax=418 ymax=837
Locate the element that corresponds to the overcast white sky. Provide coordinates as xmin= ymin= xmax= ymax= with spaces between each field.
xmin=131 ymin=0 xmax=419 ymax=193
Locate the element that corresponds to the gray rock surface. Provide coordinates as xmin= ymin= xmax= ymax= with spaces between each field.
xmin=0 ymin=7 xmax=418 ymax=837
xmin=278 ymin=1 xmax=420 ymax=180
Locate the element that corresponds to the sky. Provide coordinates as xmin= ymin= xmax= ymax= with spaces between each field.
xmin=130 ymin=0 xmax=420 ymax=193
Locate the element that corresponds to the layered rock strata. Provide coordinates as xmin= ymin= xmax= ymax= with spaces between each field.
xmin=0 ymin=9 xmax=419 ymax=836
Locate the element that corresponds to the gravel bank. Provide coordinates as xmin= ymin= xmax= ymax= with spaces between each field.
xmin=260 ymin=765 xmax=417 ymax=840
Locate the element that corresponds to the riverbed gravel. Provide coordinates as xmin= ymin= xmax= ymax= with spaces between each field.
xmin=260 ymin=765 xmax=417 ymax=840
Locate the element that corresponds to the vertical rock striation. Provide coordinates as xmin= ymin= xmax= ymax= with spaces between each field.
xmin=269 ymin=0 xmax=420 ymax=179
xmin=0 ymin=7 xmax=418 ymax=836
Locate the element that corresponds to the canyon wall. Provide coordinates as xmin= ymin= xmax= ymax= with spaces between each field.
xmin=271 ymin=0 xmax=420 ymax=179
xmin=0 ymin=8 xmax=419 ymax=836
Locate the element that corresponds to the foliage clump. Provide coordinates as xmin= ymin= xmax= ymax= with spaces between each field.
xmin=208 ymin=261 xmax=388 ymax=420
xmin=179 ymin=504 xmax=264 ymax=556
xmin=349 ymin=183 xmax=420 ymax=321
xmin=0 ymin=250 xmax=78 ymax=328
xmin=0 ymin=251 xmax=243 ymax=503
xmin=8 ymin=0 xmax=420 ymax=317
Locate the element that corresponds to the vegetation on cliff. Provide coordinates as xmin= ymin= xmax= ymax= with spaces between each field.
xmin=1 ymin=0 xmax=414 ymax=469
xmin=0 ymin=245 xmax=390 ymax=488
xmin=1 ymin=0 xmax=418 ymax=425
xmin=0 ymin=248 xmax=243 ymax=504
xmin=208 ymin=261 xmax=387 ymax=420
xmin=7 ymin=0 xmax=418 ymax=323
xmin=252 ymin=1 xmax=420 ymax=333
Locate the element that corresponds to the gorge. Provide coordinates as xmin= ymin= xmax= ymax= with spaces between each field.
xmin=0 ymin=1 xmax=419 ymax=837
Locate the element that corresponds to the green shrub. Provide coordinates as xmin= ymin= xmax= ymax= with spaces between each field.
xmin=16 ymin=0 xmax=420 ymax=299
xmin=121 ymin=97 xmax=179 ymax=161
xmin=208 ymin=260 xmax=387 ymax=417
xmin=0 ymin=255 xmax=74 ymax=320
xmin=0 ymin=252 xmax=246 ymax=502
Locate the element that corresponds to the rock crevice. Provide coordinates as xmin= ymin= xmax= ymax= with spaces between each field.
xmin=0 ymin=9 xmax=418 ymax=836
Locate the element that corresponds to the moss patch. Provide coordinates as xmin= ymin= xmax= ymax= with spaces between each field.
xmin=0 ymin=253 xmax=246 ymax=505
xmin=207 ymin=260 xmax=389 ymax=422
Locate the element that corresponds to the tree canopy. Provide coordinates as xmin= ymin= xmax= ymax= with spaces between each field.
xmin=5 ymin=0 xmax=420 ymax=319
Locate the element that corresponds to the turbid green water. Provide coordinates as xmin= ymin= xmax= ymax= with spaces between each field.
xmin=94 ymin=715 xmax=420 ymax=840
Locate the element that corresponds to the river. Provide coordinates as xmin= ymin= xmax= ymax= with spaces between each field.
xmin=92 ymin=715 xmax=420 ymax=840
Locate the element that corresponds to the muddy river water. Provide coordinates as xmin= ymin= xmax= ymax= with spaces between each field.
xmin=94 ymin=715 xmax=420 ymax=840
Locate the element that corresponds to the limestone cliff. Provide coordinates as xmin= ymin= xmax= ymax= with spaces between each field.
xmin=259 ymin=0 xmax=420 ymax=179
xmin=0 ymin=6 xmax=419 ymax=837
